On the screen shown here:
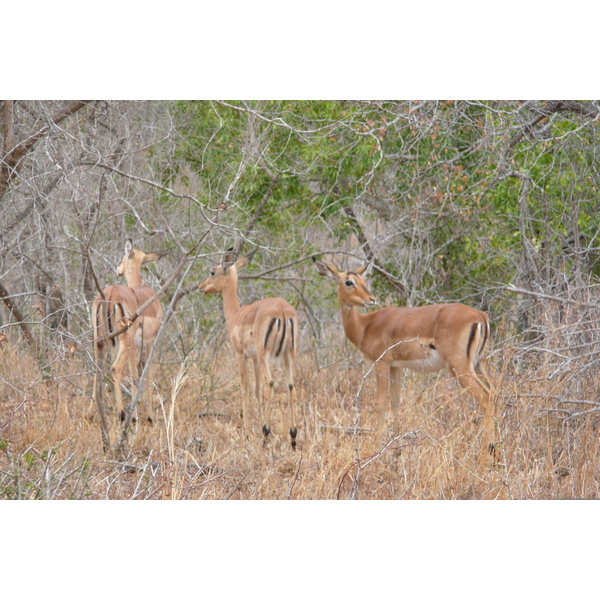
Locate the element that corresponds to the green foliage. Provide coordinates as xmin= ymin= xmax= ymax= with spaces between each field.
xmin=166 ymin=101 xmax=600 ymax=303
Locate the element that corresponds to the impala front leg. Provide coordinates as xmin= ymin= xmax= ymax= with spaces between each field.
xmin=373 ymin=362 xmax=391 ymax=443
xmin=390 ymin=365 xmax=403 ymax=433
xmin=237 ymin=353 xmax=251 ymax=436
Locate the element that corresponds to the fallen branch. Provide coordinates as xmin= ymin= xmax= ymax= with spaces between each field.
xmin=338 ymin=431 xmax=423 ymax=500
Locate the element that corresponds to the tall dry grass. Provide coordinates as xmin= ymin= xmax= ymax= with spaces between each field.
xmin=1 ymin=313 xmax=599 ymax=500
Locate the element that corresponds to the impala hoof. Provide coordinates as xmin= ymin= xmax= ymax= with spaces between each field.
xmin=262 ymin=424 xmax=271 ymax=437
xmin=290 ymin=427 xmax=298 ymax=450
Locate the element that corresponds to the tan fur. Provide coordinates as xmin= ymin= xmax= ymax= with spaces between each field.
xmin=92 ymin=240 xmax=164 ymax=423
xmin=315 ymin=259 xmax=498 ymax=467
xmin=199 ymin=250 xmax=299 ymax=448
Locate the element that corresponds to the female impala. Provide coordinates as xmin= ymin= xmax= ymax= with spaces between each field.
xmin=92 ymin=240 xmax=165 ymax=423
xmin=314 ymin=258 xmax=497 ymax=467
xmin=199 ymin=249 xmax=299 ymax=449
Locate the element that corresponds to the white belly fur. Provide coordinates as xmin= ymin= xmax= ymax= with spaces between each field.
xmin=243 ymin=345 xmax=258 ymax=360
xmin=134 ymin=328 xmax=144 ymax=349
xmin=390 ymin=350 xmax=444 ymax=373
xmin=242 ymin=345 xmax=285 ymax=365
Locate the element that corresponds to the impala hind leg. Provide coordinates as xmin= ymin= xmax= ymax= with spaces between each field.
xmin=145 ymin=359 xmax=158 ymax=425
xmin=237 ymin=354 xmax=251 ymax=436
xmin=284 ymin=353 xmax=298 ymax=450
xmin=455 ymin=368 xmax=498 ymax=467
xmin=257 ymin=356 xmax=274 ymax=443
xmin=111 ymin=336 xmax=132 ymax=422
xmin=91 ymin=342 xmax=111 ymax=451
xmin=475 ymin=356 xmax=494 ymax=396
xmin=475 ymin=357 xmax=498 ymax=423
xmin=92 ymin=343 xmax=106 ymax=408
xmin=136 ymin=341 xmax=156 ymax=425
xmin=91 ymin=342 xmax=104 ymax=417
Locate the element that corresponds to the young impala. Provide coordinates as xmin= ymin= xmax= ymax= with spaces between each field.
xmin=92 ymin=240 xmax=165 ymax=423
xmin=315 ymin=258 xmax=498 ymax=467
xmin=199 ymin=249 xmax=299 ymax=449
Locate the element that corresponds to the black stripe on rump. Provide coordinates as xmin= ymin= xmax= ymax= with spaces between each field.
xmin=289 ymin=318 xmax=295 ymax=351
xmin=481 ymin=319 xmax=489 ymax=352
xmin=108 ymin=303 xmax=116 ymax=347
xmin=276 ymin=314 xmax=287 ymax=357
xmin=105 ymin=303 xmax=111 ymax=336
xmin=113 ymin=302 xmax=126 ymax=346
xmin=466 ymin=322 xmax=478 ymax=362
xmin=264 ymin=318 xmax=278 ymax=350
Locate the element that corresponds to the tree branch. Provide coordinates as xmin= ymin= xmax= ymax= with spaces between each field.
xmin=116 ymin=235 xmax=207 ymax=454
xmin=0 ymin=101 xmax=88 ymax=202
xmin=0 ymin=280 xmax=33 ymax=345
xmin=507 ymin=100 xmax=600 ymax=151
xmin=234 ymin=171 xmax=279 ymax=254
xmin=95 ymin=246 xmax=192 ymax=346
xmin=342 ymin=204 xmax=408 ymax=298
xmin=505 ymin=284 xmax=600 ymax=309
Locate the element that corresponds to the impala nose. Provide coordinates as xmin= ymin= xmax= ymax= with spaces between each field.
xmin=365 ymin=295 xmax=377 ymax=307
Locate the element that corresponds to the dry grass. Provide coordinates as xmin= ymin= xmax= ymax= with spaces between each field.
xmin=1 ymin=320 xmax=599 ymax=501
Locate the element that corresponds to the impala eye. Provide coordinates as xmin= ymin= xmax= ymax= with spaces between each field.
xmin=210 ymin=269 xmax=216 ymax=277
xmin=345 ymin=279 xmax=354 ymax=287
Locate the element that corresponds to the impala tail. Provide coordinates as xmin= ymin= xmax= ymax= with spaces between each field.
xmin=93 ymin=298 xmax=126 ymax=351
xmin=467 ymin=316 xmax=490 ymax=368
xmin=263 ymin=309 xmax=297 ymax=359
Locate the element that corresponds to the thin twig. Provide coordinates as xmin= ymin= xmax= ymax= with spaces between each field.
xmin=349 ymin=337 xmax=420 ymax=499
xmin=338 ymin=432 xmax=423 ymax=500
xmin=116 ymin=236 xmax=207 ymax=454
xmin=506 ymin=284 xmax=600 ymax=309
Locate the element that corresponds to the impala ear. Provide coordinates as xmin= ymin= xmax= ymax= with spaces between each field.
xmin=313 ymin=257 xmax=339 ymax=280
xmin=355 ymin=262 xmax=373 ymax=276
xmin=235 ymin=247 xmax=257 ymax=271
xmin=222 ymin=248 xmax=237 ymax=271
xmin=142 ymin=251 xmax=166 ymax=265
xmin=125 ymin=239 xmax=134 ymax=259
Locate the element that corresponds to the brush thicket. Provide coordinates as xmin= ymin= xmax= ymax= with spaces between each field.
xmin=1 ymin=313 xmax=599 ymax=500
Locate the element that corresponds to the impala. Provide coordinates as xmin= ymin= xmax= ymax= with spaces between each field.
xmin=199 ymin=249 xmax=299 ymax=449
xmin=314 ymin=258 xmax=498 ymax=466
xmin=92 ymin=240 xmax=165 ymax=423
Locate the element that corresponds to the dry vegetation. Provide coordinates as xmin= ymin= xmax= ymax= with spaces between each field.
xmin=2 ymin=307 xmax=598 ymax=501
xmin=3 ymin=100 xmax=600 ymax=503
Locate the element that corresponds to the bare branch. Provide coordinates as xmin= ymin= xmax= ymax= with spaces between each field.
xmin=0 ymin=280 xmax=33 ymax=345
xmin=0 ymin=101 xmax=88 ymax=201
xmin=505 ymin=284 xmax=600 ymax=309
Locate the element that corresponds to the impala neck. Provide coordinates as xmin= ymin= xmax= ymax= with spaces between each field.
xmin=124 ymin=263 xmax=143 ymax=288
xmin=339 ymin=298 xmax=367 ymax=349
xmin=221 ymin=270 xmax=241 ymax=324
